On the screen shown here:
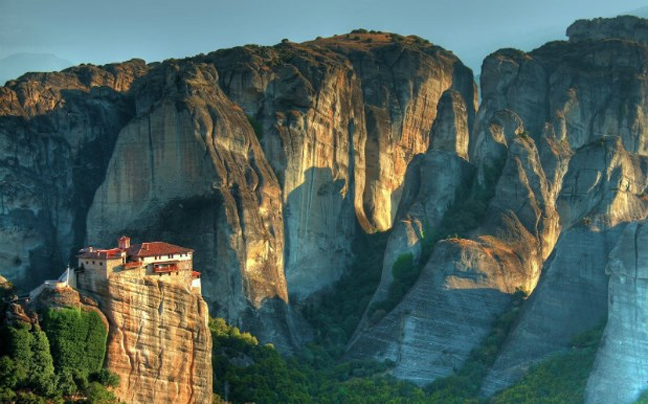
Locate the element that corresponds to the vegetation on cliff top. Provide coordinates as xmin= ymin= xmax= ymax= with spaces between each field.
xmin=0 ymin=304 xmax=119 ymax=404
xmin=42 ymin=308 xmax=109 ymax=377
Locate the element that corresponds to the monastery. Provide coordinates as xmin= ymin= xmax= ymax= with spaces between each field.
xmin=29 ymin=236 xmax=201 ymax=300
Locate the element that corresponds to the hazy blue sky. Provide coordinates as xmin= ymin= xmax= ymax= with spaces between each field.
xmin=1 ymin=0 xmax=647 ymax=75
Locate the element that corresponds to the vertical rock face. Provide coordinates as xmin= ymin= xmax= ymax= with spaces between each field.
xmin=85 ymin=62 xmax=288 ymax=321
xmin=430 ymin=90 xmax=470 ymax=159
xmin=209 ymin=44 xmax=367 ymax=297
xmin=101 ymin=274 xmax=212 ymax=404
xmin=471 ymin=18 xmax=648 ymax=394
xmin=0 ymin=33 xmax=477 ymax=350
xmin=481 ymin=138 xmax=648 ymax=395
xmin=208 ymin=34 xmax=476 ymax=297
xmin=477 ymin=27 xmax=648 ymax=157
xmin=585 ymin=220 xmax=648 ymax=404
xmin=348 ymin=134 xmax=560 ymax=383
xmin=30 ymin=273 xmax=213 ymax=404
xmin=365 ymin=86 xmax=475 ymax=313
xmin=0 ymin=60 xmax=148 ymax=288
xmin=328 ymin=36 xmax=476 ymax=233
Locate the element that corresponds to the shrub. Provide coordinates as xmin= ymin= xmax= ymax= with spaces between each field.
xmin=27 ymin=327 xmax=56 ymax=395
xmin=0 ymin=356 xmax=18 ymax=389
xmin=368 ymin=253 xmax=422 ymax=318
xmin=2 ymin=322 xmax=55 ymax=394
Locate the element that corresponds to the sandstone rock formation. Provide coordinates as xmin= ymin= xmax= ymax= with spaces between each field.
xmin=364 ymin=87 xmax=474 ymax=315
xmin=4 ymin=17 xmax=648 ymax=402
xmin=472 ymin=18 xmax=648 ymax=394
xmin=567 ymin=15 xmax=648 ymax=45
xmin=481 ymin=137 xmax=648 ymax=395
xmin=27 ymin=273 xmax=213 ymax=404
xmin=85 ymin=62 xmax=289 ymax=326
xmin=100 ymin=274 xmax=212 ymax=404
xmin=348 ymin=134 xmax=560 ymax=383
xmin=0 ymin=60 xmax=149 ymax=288
xmin=207 ymin=33 xmax=476 ymax=297
xmin=348 ymin=17 xmax=648 ymax=391
xmin=0 ymin=32 xmax=477 ymax=351
xmin=585 ymin=220 xmax=648 ymax=404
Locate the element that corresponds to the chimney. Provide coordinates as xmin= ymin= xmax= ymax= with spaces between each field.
xmin=118 ymin=236 xmax=131 ymax=249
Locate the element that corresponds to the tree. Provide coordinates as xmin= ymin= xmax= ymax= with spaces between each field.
xmin=27 ymin=327 xmax=56 ymax=396
xmin=85 ymin=382 xmax=118 ymax=404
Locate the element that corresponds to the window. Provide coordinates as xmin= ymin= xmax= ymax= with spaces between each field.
xmin=99 ymin=262 xmax=103 ymax=266
xmin=168 ymin=254 xmax=173 ymax=259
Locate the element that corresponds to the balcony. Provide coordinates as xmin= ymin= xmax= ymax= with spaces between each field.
xmin=153 ymin=263 xmax=179 ymax=273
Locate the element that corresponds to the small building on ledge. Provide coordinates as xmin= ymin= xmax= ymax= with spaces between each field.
xmin=76 ymin=236 xmax=200 ymax=293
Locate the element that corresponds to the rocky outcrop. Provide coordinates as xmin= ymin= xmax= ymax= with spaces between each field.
xmin=475 ymin=25 xmax=648 ymax=393
xmin=207 ymin=43 xmax=366 ymax=297
xmin=28 ymin=274 xmax=212 ymax=404
xmin=85 ymin=62 xmax=288 ymax=325
xmin=0 ymin=33 xmax=477 ymax=348
xmin=567 ymin=15 xmax=648 ymax=45
xmin=481 ymin=137 xmax=648 ymax=394
xmin=207 ymin=34 xmax=476 ymax=297
xmin=585 ymin=220 xmax=648 ymax=404
xmin=100 ymin=274 xmax=212 ymax=404
xmin=476 ymin=23 xmax=648 ymax=162
xmin=347 ymin=135 xmax=560 ymax=384
xmin=430 ymin=90 xmax=470 ymax=159
xmin=365 ymin=87 xmax=474 ymax=313
xmin=0 ymin=60 xmax=149 ymax=289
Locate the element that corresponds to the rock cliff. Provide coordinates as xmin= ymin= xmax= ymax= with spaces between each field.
xmin=98 ymin=274 xmax=212 ymax=404
xmin=207 ymin=33 xmax=475 ymax=297
xmin=567 ymin=15 xmax=648 ymax=45
xmin=0 ymin=32 xmax=476 ymax=352
xmin=473 ymin=18 xmax=648 ymax=394
xmin=26 ymin=272 xmax=213 ymax=404
xmin=347 ymin=133 xmax=559 ymax=383
xmin=481 ymin=137 xmax=648 ymax=395
xmin=348 ymin=16 xmax=648 ymax=396
xmin=0 ymin=60 xmax=149 ymax=288
xmin=84 ymin=61 xmax=289 ymax=330
xmin=585 ymin=220 xmax=648 ymax=404
xmin=3 ymin=17 xmax=648 ymax=402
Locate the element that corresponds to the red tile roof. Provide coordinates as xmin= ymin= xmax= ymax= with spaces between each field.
xmin=126 ymin=242 xmax=193 ymax=258
xmin=78 ymin=248 xmax=124 ymax=259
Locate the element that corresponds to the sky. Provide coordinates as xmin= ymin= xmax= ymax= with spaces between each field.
xmin=1 ymin=0 xmax=648 ymax=79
